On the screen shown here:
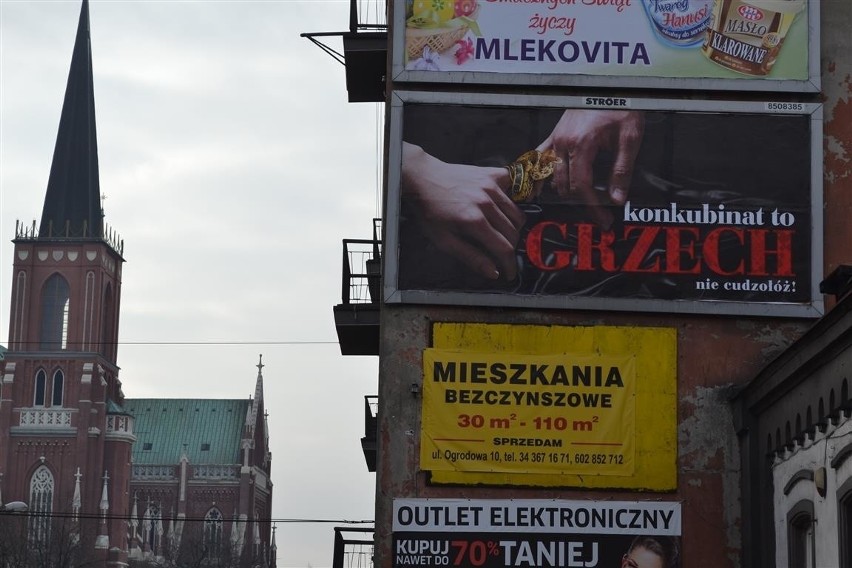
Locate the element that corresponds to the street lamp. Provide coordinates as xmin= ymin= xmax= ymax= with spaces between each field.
xmin=0 ymin=501 xmax=28 ymax=513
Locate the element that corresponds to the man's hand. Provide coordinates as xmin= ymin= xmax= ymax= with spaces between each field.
xmin=538 ymin=110 xmax=645 ymax=212
xmin=402 ymin=142 xmax=525 ymax=281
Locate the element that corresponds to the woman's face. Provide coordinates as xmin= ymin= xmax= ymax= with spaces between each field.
xmin=622 ymin=546 xmax=664 ymax=568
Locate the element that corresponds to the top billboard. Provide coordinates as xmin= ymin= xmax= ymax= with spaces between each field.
xmin=392 ymin=0 xmax=820 ymax=92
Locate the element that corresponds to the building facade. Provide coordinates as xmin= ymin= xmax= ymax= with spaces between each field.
xmin=328 ymin=0 xmax=852 ymax=567
xmin=734 ymin=278 xmax=852 ymax=567
xmin=0 ymin=2 xmax=275 ymax=566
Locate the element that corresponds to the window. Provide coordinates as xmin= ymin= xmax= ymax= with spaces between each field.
xmin=51 ymin=370 xmax=64 ymax=407
xmin=34 ymin=370 xmax=46 ymax=406
xmin=841 ymin=478 xmax=852 ymax=568
xmin=29 ymin=465 xmax=54 ymax=546
xmin=101 ymin=285 xmax=114 ymax=358
xmin=39 ymin=274 xmax=70 ymax=350
xmin=201 ymin=443 xmax=210 ymax=451
xmin=254 ymin=508 xmax=262 ymax=556
xmin=204 ymin=508 xmax=223 ymax=558
xmin=142 ymin=442 xmax=153 ymax=451
xmin=143 ymin=503 xmax=162 ymax=553
xmin=787 ymin=501 xmax=815 ymax=568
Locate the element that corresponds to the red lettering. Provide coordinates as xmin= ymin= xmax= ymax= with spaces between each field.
xmin=665 ymin=227 xmax=701 ymax=274
xmin=523 ymin=222 xmax=795 ymax=277
xmin=622 ymin=226 xmax=661 ymax=272
xmin=703 ymin=228 xmax=745 ymax=275
xmin=526 ymin=221 xmax=573 ymax=270
xmin=750 ymin=229 xmax=794 ymax=276
xmin=576 ymin=223 xmax=617 ymax=271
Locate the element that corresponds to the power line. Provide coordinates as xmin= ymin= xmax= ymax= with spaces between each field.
xmin=0 ymin=511 xmax=373 ymax=525
xmin=3 ymin=340 xmax=340 ymax=346
xmin=121 ymin=341 xmax=339 ymax=346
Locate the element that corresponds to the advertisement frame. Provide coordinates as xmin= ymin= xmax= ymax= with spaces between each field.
xmin=422 ymin=323 xmax=678 ymax=490
xmin=392 ymin=498 xmax=683 ymax=568
xmin=390 ymin=1 xmax=821 ymax=93
xmin=384 ymin=91 xmax=824 ymax=317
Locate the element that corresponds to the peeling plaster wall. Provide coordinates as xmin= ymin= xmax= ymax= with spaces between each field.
xmin=680 ymin=386 xmax=741 ymax=567
xmin=821 ymin=0 xmax=852 ymax=294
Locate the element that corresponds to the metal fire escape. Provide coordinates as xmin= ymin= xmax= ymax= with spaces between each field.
xmin=301 ymin=0 xmax=387 ymax=103
xmin=332 ymin=219 xmax=381 ymax=356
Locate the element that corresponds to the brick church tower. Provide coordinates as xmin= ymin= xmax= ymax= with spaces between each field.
xmin=0 ymin=0 xmax=133 ymax=564
xmin=1 ymin=2 xmax=276 ymax=566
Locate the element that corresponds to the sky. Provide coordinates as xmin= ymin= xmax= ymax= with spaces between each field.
xmin=0 ymin=1 xmax=382 ymax=566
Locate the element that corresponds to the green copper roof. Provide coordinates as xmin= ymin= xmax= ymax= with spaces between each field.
xmin=127 ymin=398 xmax=250 ymax=465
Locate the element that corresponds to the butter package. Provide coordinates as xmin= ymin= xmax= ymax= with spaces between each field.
xmin=702 ymin=0 xmax=806 ymax=76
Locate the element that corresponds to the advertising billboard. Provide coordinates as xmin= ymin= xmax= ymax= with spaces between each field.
xmin=384 ymin=92 xmax=823 ymax=317
xmin=392 ymin=498 xmax=682 ymax=568
xmin=422 ymin=323 xmax=676 ymax=490
xmin=392 ymin=0 xmax=820 ymax=92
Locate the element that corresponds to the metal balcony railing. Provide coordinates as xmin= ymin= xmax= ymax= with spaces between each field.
xmin=341 ymin=219 xmax=382 ymax=305
xmin=349 ymin=0 xmax=387 ymax=33
xmin=361 ymin=395 xmax=378 ymax=471
xmin=334 ymin=219 xmax=381 ymax=355
xmin=332 ymin=527 xmax=375 ymax=568
xmin=15 ymin=219 xmax=124 ymax=256
xmin=364 ymin=395 xmax=378 ymax=439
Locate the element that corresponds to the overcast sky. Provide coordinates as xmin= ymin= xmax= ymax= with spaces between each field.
xmin=0 ymin=1 xmax=381 ymax=566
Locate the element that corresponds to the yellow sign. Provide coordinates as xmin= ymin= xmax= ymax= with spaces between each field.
xmin=424 ymin=323 xmax=677 ymax=490
xmin=422 ymin=351 xmax=636 ymax=476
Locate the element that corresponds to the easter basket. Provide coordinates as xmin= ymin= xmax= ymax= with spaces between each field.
xmin=406 ymin=25 xmax=470 ymax=60
xmin=405 ymin=5 xmax=480 ymax=61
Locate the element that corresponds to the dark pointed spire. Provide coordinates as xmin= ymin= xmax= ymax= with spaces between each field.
xmin=40 ymin=0 xmax=103 ymax=239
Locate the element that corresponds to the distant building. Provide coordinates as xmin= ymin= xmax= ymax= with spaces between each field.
xmin=0 ymin=1 xmax=274 ymax=566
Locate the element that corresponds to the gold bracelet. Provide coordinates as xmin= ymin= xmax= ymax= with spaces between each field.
xmin=505 ymin=149 xmax=561 ymax=203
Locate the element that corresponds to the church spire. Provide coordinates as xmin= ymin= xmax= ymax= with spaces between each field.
xmin=40 ymin=0 xmax=103 ymax=239
xmin=247 ymin=354 xmax=265 ymax=429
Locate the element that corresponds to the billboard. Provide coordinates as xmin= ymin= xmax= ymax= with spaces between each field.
xmin=422 ymin=323 xmax=676 ymax=490
xmin=384 ymin=92 xmax=824 ymax=317
xmin=392 ymin=0 xmax=820 ymax=92
xmin=392 ymin=498 xmax=682 ymax=568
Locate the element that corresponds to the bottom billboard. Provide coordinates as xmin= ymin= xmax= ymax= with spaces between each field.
xmin=393 ymin=499 xmax=681 ymax=568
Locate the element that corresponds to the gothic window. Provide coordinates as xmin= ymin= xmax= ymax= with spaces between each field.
xmin=204 ymin=508 xmax=223 ymax=558
xmin=34 ymin=370 xmax=47 ymax=406
xmin=28 ymin=465 xmax=54 ymax=546
xmin=51 ymin=369 xmax=64 ymax=407
xmin=254 ymin=508 xmax=262 ymax=556
xmin=39 ymin=274 xmax=70 ymax=350
xmin=101 ymin=284 xmax=114 ymax=359
xmin=143 ymin=503 xmax=162 ymax=553
xmin=787 ymin=500 xmax=814 ymax=568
